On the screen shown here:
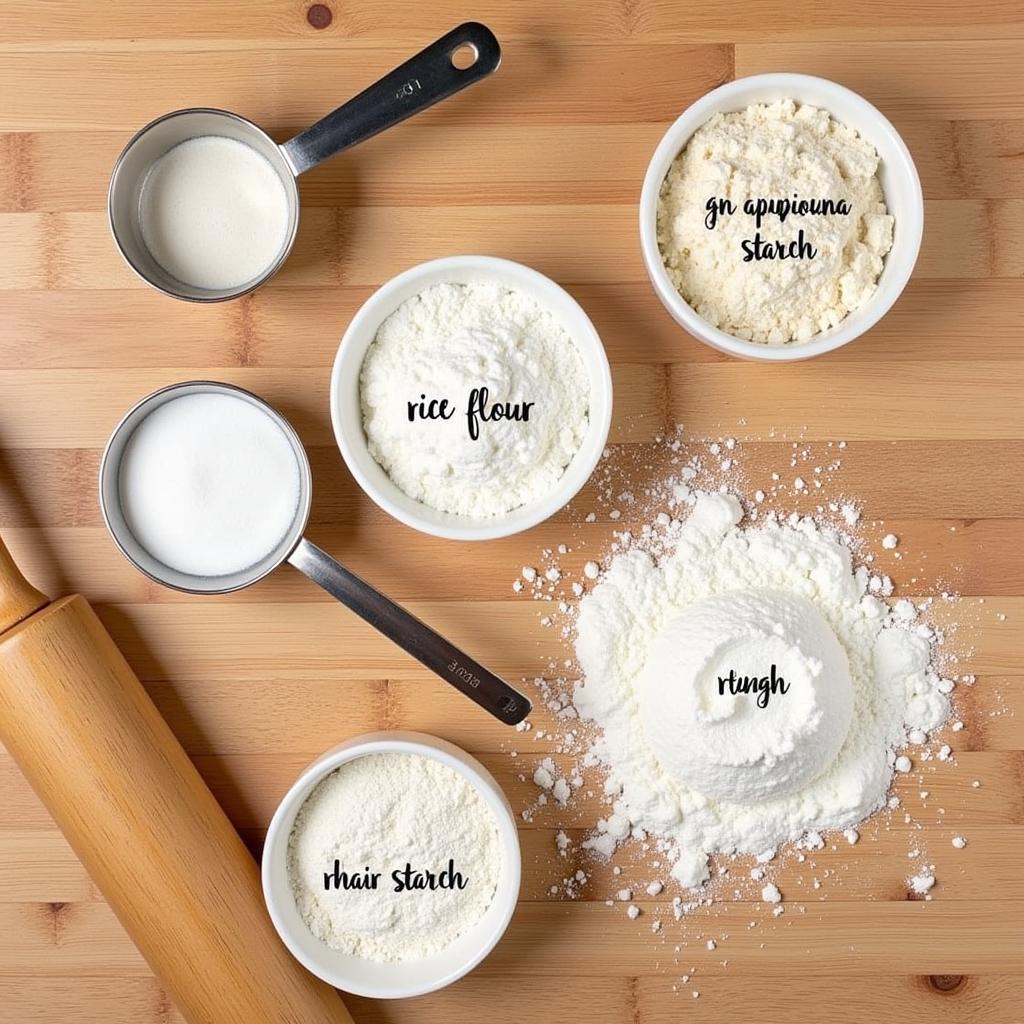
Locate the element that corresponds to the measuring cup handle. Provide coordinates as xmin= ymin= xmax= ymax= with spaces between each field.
xmin=287 ymin=538 xmax=530 ymax=725
xmin=279 ymin=22 xmax=501 ymax=176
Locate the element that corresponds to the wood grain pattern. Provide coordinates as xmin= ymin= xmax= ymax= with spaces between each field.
xmin=0 ymin=1 xmax=1022 ymax=1022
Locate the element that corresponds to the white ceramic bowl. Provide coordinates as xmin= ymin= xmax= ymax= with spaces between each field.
xmin=639 ymin=73 xmax=924 ymax=361
xmin=330 ymin=255 xmax=613 ymax=540
xmin=262 ymin=731 xmax=521 ymax=999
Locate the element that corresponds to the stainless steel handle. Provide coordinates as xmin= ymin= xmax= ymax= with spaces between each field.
xmin=287 ymin=538 xmax=530 ymax=725
xmin=280 ymin=22 xmax=501 ymax=176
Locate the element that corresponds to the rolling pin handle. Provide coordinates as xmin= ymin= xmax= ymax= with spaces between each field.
xmin=0 ymin=531 xmax=49 ymax=635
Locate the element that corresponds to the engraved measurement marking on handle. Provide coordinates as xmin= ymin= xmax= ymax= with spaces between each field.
xmin=448 ymin=658 xmax=481 ymax=689
xmin=395 ymin=78 xmax=422 ymax=100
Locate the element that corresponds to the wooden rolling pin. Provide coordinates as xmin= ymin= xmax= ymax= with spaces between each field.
xmin=0 ymin=533 xmax=353 ymax=1024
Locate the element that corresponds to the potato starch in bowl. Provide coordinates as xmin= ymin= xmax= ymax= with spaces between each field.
xmin=118 ymin=392 xmax=301 ymax=578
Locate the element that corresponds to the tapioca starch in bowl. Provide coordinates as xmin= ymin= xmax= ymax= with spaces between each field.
xmin=359 ymin=280 xmax=590 ymax=518
xmin=657 ymin=99 xmax=894 ymax=345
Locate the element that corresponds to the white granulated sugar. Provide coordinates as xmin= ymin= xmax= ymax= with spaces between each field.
xmin=119 ymin=392 xmax=300 ymax=578
xmin=360 ymin=281 xmax=589 ymax=517
xmin=287 ymin=753 xmax=501 ymax=962
xmin=657 ymin=99 xmax=894 ymax=345
xmin=574 ymin=492 xmax=950 ymax=888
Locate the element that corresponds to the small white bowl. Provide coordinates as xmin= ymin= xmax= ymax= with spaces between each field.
xmin=330 ymin=255 xmax=613 ymax=540
xmin=639 ymin=73 xmax=924 ymax=361
xmin=261 ymin=731 xmax=521 ymax=999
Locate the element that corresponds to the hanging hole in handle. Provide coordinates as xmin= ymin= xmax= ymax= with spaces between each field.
xmin=450 ymin=42 xmax=479 ymax=70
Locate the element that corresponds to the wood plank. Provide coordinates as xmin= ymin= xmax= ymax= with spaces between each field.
xmin=0 ymin=977 xmax=183 ymax=1024
xmin=735 ymin=41 xmax=1024 ymax=119
xmin=4 ymin=438 xmax=1024 ymax=535
xmin=0 ymin=899 xmax=1019 ymax=976
xmin=4 ymin=281 xmax=1024 ymax=369
xmin=2 ymin=360 xmax=1024 ymax=456
xmin=139 ymin=674 xmax=1024 ymax=756
xmin=668 ymin=362 xmax=1024 ymax=440
xmin=0 ymin=660 xmax=1018 ymax=763
xmin=0 ymin=45 xmax=732 ymax=132
xmin=1 ymin=200 xmax=1023 ymax=291
xmin=5 ymin=746 xmax=1014 ymax=832
xmin=2 ymin=516 xmax=1024 ymax=603
xmin=1 ymin=974 xmax=1021 ymax=1024
xmin=6 ymin=121 xmax=1024 ymax=213
xmin=0 ymin=0 xmax=1022 ymax=47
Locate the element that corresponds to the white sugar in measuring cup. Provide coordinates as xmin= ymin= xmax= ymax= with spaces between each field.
xmin=107 ymin=22 xmax=500 ymax=301
xmin=99 ymin=381 xmax=530 ymax=725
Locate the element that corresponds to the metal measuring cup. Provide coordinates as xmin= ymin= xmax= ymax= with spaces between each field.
xmin=107 ymin=22 xmax=500 ymax=302
xmin=99 ymin=381 xmax=530 ymax=725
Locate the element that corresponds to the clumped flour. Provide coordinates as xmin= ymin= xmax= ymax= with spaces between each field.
xmin=360 ymin=281 xmax=589 ymax=517
xmin=657 ymin=99 xmax=894 ymax=344
xmin=505 ymin=430 xmax=994 ymax=983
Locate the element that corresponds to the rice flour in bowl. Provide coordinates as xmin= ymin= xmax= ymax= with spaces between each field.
xmin=331 ymin=256 xmax=613 ymax=540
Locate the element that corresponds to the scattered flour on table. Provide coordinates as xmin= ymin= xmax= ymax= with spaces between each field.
xmin=287 ymin=752 xmax=501 ymax=962
xmin=360 ymin=281 xmax=589 ymax=517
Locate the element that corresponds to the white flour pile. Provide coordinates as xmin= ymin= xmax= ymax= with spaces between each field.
xmin=657 ymin=99 xmax=894 ymax=344
xmin=507 ymin=432 xmax=984 ymax=930
xmin=574 ymin=491 xmax=948 ymax=887
xmin=637 ymin=587 xmax=855 ymax=805
xmin=287 ymin=752 xmax=501 ymax=962
xmin=360 ymin=281 xmax=590 ymax=517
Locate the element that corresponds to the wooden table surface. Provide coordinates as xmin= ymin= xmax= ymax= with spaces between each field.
xmin=1 ymin=2 xmax=1023 ymax=1021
